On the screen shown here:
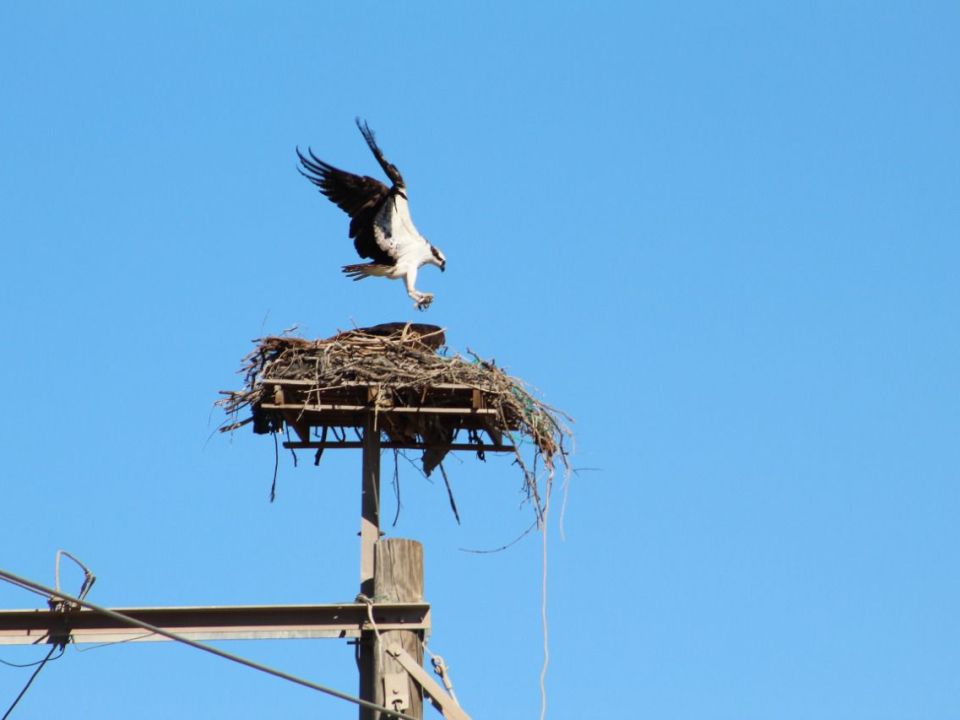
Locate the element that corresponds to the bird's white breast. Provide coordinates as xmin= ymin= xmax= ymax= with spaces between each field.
xmin=374 ymin=194 xmax=430 ymax=265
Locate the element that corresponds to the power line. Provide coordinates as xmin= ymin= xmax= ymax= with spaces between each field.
xmin=2 ymin=644 xmax=59 ymax=720
xmin=0 ymin=567 xmax=418 ymax=720
xmin=0 ymin=648 xmax=64 ymax=668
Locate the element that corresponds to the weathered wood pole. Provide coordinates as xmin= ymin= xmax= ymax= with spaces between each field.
xmin=374 ymin=539 xmax=424 ymax=719
xmin=358 ymin=414 xmax=424 ymax=719
xmin=360 ymin=413 xmax=381 ymax=597
xmin=358 ymin=414 xmax=381 ymax=719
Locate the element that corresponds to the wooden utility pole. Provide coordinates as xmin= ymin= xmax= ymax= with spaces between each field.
xmin=360 ymin=413 xmax=381 ymax=597
xmin=358 ymin=414 xmax=381 ymax=717
xmin=373 ymin=539 xmax=424 ymax=718
xmin=359 ymin=408 xmax=425 ymax=720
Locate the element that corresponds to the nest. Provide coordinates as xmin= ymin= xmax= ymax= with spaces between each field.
xmin=218 ymin=323 xmax=572 ymax=521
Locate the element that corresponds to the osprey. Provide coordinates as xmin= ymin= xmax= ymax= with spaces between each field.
xmin=297 ymin=120 xmax=446 ymax=310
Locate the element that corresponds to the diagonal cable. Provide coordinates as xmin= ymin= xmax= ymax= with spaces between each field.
xmin=0 ymin=567 xmax=416 ymax=720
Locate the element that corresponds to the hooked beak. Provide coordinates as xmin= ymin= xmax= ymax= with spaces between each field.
xmin=440 ymin=262 xmax=446 ymax=273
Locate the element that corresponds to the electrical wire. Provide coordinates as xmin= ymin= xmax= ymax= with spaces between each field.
xmin=0 ymin=648 xmax=64 ymax=668
xmin=0 ymin=568 xmax=418 ymax=720
xmin=1 ymin=552 xmax=87 ymax=716
xmin=2 ymin=644 xmax=59 ymax=720
xmin=539 ymin=494 xmax=551 ymax=720
xmin=73 ymin=634 xmax=154 ymax=653
xmin=54 ymin=551 xmax=95 ymax=602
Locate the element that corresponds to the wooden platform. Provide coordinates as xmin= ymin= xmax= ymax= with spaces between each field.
xmin=254 ymin=377 xmax=517 ymax=453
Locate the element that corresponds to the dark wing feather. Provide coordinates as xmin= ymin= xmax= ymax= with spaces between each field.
xmin=355 ymin=118 xmax=406 ymax=190
xmin=296 ymin=147 xmax=394 ymax=263
xmin=296 ymin=147 xmax=388 ymax=221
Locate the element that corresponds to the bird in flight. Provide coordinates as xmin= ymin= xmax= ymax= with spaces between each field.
xmin=297 ymin=120 xmax=446 ymax=310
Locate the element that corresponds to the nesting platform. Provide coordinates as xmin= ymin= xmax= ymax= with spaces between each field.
xmin=261 ymin=376 xmax=515 ymax=453
xmin=219 ymin=322 xmax=571 ymax=512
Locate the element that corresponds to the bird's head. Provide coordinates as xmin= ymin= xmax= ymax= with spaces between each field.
xmin=429 ymin=244 xmax=446 ymax=272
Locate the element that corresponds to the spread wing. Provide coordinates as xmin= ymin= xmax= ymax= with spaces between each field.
xmin=356 ymin=118 xmax=406 ymax=190
xmin=296 ymin=147 xmax=394 ymax=263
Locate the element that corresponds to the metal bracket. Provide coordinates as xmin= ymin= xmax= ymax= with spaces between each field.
xmin=383 ymin=672 xmax=411 ymax=713
xmin=386 ymin=643 xmax=471 ymax=720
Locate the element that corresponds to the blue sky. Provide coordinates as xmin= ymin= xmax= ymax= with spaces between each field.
xmin=2 ymin=2 xmax=959 ymax=717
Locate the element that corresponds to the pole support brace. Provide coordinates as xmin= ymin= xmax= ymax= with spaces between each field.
xmin=385 ymin=643 xmax=471 ymax=720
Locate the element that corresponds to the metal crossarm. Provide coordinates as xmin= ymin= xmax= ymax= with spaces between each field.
xmin=0 ymin=602 xmax=430 ymax=645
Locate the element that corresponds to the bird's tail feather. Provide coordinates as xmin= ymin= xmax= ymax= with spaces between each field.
xmin=342 ymin=264 xmax=369 ymax=281
xmin=342 ymin=263 xmax=390 ymax=281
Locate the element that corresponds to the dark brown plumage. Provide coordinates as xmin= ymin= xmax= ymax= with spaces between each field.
xmin=296 ymin=119 xmax=405 ymax=265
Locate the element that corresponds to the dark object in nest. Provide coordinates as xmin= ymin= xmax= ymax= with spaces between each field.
xmin=218 ymin=323 xmax=572 ymax=521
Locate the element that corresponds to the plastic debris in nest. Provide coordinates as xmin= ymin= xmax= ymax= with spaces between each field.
xmin=218 ymin=323 xmax=573 ymax=522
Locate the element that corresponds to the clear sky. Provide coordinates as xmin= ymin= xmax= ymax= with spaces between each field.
xmin=2 ymin=2 xmax=958 ymax=718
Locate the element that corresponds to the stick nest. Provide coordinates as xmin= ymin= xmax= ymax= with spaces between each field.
xmin=218 ymin=323 xmax=572 ymax=521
